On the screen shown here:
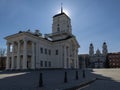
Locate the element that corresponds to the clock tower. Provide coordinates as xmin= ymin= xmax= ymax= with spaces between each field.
xmin=47 ymin=6 xmax=72 ymax=41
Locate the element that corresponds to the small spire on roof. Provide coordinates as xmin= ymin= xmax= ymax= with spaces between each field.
xmin=61 ymin=3 xmax=63 ymax=13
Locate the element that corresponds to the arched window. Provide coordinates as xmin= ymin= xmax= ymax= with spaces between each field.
xmin=57 ymin=27 xmax=60 ymax=32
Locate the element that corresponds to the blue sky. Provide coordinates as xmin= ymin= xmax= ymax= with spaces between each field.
xmin=0 ymin=0 xmax=120 ymax=54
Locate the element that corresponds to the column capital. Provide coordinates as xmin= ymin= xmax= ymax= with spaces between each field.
xmin=17 ymin=40 xmax=20 ymax=43
xmin=32 ymin=40 xmax=36 ymax=44
xmin=23 ymin=38 xmax=28 ymax=42
xmin=10 ymin=41 xmax=15 ymax=46
xmin=6 ymin=41 xmax=11 ymax=45
xmin=32 ymin=41 xmax=35 ymax=45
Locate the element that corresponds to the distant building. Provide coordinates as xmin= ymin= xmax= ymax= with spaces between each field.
xmin=0 ymin=56 xmax=6 ymax=69
xmin=89 ymin=42 xmax=108 ymax=68
xmin=78 ymin=54 xmax=90 ymax=69
xmin=106 ymin=52 xmax=120 ymax=68
xmin=5 ymin=7 xmax=80 ymax=70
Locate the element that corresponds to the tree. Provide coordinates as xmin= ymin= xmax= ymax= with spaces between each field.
xmin=0 ymin=48 xmax=6 ymax=57
xmin=0 ymin=48 xmax=6 ymax=69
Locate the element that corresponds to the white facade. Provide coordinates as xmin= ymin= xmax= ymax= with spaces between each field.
xmin=5 ymin=10 xmax=80 ymax=70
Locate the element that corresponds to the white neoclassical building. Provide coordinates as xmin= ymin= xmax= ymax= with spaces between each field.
xmin=5 ymin=8 xmax=80 ymax=70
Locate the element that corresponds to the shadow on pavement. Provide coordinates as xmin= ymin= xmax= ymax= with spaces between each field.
xmin=0 ymin=69 xmax=120 ymax=90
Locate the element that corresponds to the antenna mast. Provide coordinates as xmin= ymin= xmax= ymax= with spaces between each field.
xmin=61 ymin=3 xmax=63 ymax=13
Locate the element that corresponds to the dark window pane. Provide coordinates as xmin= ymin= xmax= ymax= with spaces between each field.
xmin=45 ymin=61 xmax=47 ymax=67
xmin=49 ymin=50 xmax=51 ymax=55
xmin=56 ymin=50 xmax=58 ymax=55
xmin=40 ymin=48 xmax=43 ymax=54
xmin=40 ymin=61 xmax=43 ymax=67
xmin=45 ymin=48 xmax=47 ymax=54
xmin=49 ymin=61 xmax=51 ymax=67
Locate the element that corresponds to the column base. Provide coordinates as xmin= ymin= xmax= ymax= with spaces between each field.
xmin=11 ymin=68 xmax=16 ymax=70
xmin=31 ymin=66 xmax=35 ymax=70
xmin=16 ymin=67 xmax=20 ymax=70
xmin=16 ymin=69 xmax=20 ymax=70
xmin=22 ymin=68 xmax=27 ymax=70
xmin=5 ymin=69 xmax=10 ymax=71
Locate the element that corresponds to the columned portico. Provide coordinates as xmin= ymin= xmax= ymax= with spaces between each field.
xmin=5 ymin=39 xmax=37 ymax=70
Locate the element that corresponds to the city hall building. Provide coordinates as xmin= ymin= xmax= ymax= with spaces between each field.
xmin=5 ymin=8 xmax=80 ymax=70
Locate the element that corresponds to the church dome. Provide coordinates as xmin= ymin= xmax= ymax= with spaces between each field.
xmin=103 ymin=42 xmax=106 ymax=45
xmin=90 ymin=43 xmax=93 ymax=46
xmin=96 ymin=49 xmax=101 ymax=55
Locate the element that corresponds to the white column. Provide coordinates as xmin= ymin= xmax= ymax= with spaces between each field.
xmin=74 ymin=49 xmax=77 ymax=68
xmin=67 ymin=47 xmax=70 ymax=68
xmin=31 ymin=42 xmax=35 ymax=69
xmin=76 ymin=50 xmax=79 ymax=69
xmin=77 ymin=50 xmax=80 ymax=68
xmin=6 ymin=42 xmax=10 ymax=70
xmin=75 ymin=49 xmax=79 ymax=69
xmin=35 ymin=42 xmax=39 ymax=69
xmin=66 ymin=47 xmax=68 ymax=68
xmin=64 ymin=45 xmax=67 ymax=68
xmin=62 ymin=46 xmax=64 ymax=68
xmin=11 ymin=42 xmax=14 ymax=69
xmin=16 ymin=41 xmax=20 ymax=69
xmin=23 ymin=39 xmax=27 ymax=69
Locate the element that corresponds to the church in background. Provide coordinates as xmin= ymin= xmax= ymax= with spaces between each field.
xmin=79 ymin=42 xmax=108 ymax=68
xmin=5 ymin=8 xmax=80 ymax=70
xmin=89 ymin=42 xmax=108 ymax=68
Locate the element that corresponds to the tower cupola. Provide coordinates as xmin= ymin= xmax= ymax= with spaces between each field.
xmin=102 ymin=42 xmax=108 ymax=55
xmin=89 ymin=43 xmax=94 ymax=56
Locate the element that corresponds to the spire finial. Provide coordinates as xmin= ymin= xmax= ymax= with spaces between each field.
xmin=61 ymin=3 xmax=63 ymax=13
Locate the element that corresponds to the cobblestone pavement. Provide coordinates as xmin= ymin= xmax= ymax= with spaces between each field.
xmin=78 ymin=69 xmax=120 ymax=90
xmin=0 ymin=69 xmax=94 ymax=90
xmin=0 ymin=69 xmax=120 ymax=90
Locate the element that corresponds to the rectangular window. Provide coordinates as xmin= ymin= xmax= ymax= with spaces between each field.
xmin=113 ymin=63 xmax=115 ymax=65
xmin=45 ymin=61 xmax=47 ymax=67
xmin=49 ymin=61 xmax=51 ymax=67
xmin=49 ymin=50 xmax=51 ymax=55
xmin=56 ymin=50 xmax=58 ymax=55
xmin=40 ymin=61 xmax=43 ymax=67
xmin=45 ymin=48 xmax=47 ymax=54
xmin=40 ymin=48 xmax=43 ymax=54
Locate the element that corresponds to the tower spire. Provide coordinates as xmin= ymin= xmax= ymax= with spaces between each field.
xmin=61 ymin=3 xmax=63 ymax=13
